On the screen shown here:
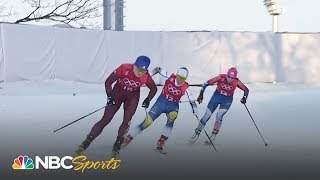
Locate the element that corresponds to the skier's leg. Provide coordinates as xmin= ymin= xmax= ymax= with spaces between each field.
xmin=138 ymin=98 xmax=164 ymax=132
xmin=157 ymin=110 xmax=178 ymax=151
xmin=76 ymin=97 xmax=123 ymax=154
xmin=212 ymin=96 xmax=233 ymax=135
xmin=90 ymin=102 xmax=122 ymax=139
xmin=112 ymin=93 xmax=139 ymax=156
xmin=212 ymin=109 xmax=228 ymax=135
xmin=192 ymin=95 xmax=219 ymax=137
xmin=76 ymin=135 xmax=94 ymax=155
xmin=122 ymin=95 xmax=165 ymax=146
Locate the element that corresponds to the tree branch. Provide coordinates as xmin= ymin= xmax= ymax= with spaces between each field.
xmin=13 ymin=0 xmax=102 ymax=28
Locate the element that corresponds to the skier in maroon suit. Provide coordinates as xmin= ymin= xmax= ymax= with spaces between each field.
xmin=76 ymin=56 xmax=157 ymax=157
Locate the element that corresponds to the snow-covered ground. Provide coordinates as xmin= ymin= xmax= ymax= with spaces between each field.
xmin=1 ymin=80 xmax=320 ymax=178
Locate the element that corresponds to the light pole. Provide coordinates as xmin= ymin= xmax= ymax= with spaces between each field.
xmin=103 ymin=0 xmax=112 ymax=30
xmin=115 ymin=0 xmax=125 ymax=31
xmin=103 ymin=0 xmax=125 ymax=31
xmin=263 ymin=0 xmax=282 ymax=32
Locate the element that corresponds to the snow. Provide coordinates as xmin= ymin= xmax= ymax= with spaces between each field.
xmin=1 ymin=80 xmax=320 ymax=177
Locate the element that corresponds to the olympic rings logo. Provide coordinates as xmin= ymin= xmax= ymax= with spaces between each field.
xmin=221 ymin=83 xmax=233 ymax=91
xmin=122 ymin=78 xmax=141 ymax=88
xmin=168 ymin=84 xmax=181 ymax=95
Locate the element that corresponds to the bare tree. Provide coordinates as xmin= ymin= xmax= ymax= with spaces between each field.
xmin=0 ymin=1 xmax=14 ymax=21
xmin=2 ymin=0 xmax=103 ymax=29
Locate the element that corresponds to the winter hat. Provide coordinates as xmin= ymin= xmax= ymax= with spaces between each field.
xmin=134 ymin=56 xmax=150 ymax=71
xmin=227 ymin=67 xmax=237 ymax=78
xmin=176 ymin=67 xmax=189 ymax=79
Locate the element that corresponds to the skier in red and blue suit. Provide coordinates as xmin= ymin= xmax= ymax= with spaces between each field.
xmin=190 ymin=67 xmax=249 ymax=143
xmin=76 ymin=56 xmax=157 ymax=157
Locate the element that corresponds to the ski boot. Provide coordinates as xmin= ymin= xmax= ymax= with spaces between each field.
xmin=189 ymin=128 xmax=201 ymax=143
xmin=156 ymin=137 xmax=167 ymax=154
xmin=76 ymin=135 xmax=93 ymax=155
xmin=111 ymin=150 xmax=119 ymax=158
xmin=112 ymin=137 xmax=123 ymax=158
xmin=210 ymin=129 xmax=219 ymax=141
xmin=121 ymin=135 xmax=133 ymax=148
xmin=204 ymin=129 xmax=219 ymax=145
xmin=212 ymin=129 xmax=219 ymax=135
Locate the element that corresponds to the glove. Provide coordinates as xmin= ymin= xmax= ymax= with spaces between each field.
xmin=107 ymin=94 xmax=116 ymax=106
xmin=142 ymin=97 xmax=150 ymax=108
xmin=240 ymin=96 xmax=247 ymax=104
xmin=151 ymin=67 xmax=162 ymax=76
xmin=197 ymin=93 xmax=203 ymax=104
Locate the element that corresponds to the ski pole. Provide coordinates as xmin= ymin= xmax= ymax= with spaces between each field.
xmin=179 ymin=100 xmax=193 ymax=103
xmin=195 ymin=115 xmax=217 ymax=151
xmin=244 ymin=104 xmax=268 ymax=146
xmin=144 ymin=107 xmax=149 ymax=121
xmin=53 ymin=105 xmax=107 ymax=133
xmin=186 ymin=91 xmax=217 ymax=151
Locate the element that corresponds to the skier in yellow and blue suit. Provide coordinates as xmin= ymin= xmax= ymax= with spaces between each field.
xmin=122 ymin=67 xmax=198 ymax=154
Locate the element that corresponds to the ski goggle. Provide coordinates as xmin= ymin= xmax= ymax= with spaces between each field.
xmin=176 ymin=74 xmax=187 ymax=81
xmin=136 ymin=67 xmax=147 ymax=73
xmin=227 ymin=75 xmax=236 ymax=79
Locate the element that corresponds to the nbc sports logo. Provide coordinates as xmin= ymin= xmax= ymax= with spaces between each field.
xmin=11 ymin=155 xmax=121 ymax=172
xmin=12 ymin=155 xmax=34 ymax=169
xmin=12 ymin=155 xmax=72 ymax=170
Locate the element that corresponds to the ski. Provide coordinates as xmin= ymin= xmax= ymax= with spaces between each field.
xmin=189 ymin=137 xmax=198 ymax=144
xmin=189 ymin=133 xmax=200 ymax=144
xmin=111 ymin=150 xmax=120 ymax=159
xmin=156 ymin=148 xmax=167 ymax=154
xmin=204 ymin=140 xmax=213 ymax=145
xmin=204 ymin=134 xmax=217 ymax=145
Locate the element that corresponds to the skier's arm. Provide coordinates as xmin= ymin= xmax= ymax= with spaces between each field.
xmin=199 ymin=75 xmax=220 ymax=96
xmin=158 ymin=68 xmax=170 ymax=79
xmin=237 ymin=80 xmax=249 ymax=104
xmin=150 ymin=67 xmax=170 ymax=79
xmin=105 ymin=66 xmax=122 ymax=95
xmin=145 ymin=77 xmax=158 ymax=101
xmin=237 ymin=80 xmax=249 ymax=97
xmin=199 ymin=81 xmax=210 ymax=96
xmin=197 ymin=75 xmax=220 ymax=104
xmin=141 ymin=74 xmax=158 ymax=108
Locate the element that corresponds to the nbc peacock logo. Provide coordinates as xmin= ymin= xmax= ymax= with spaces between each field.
xmin=12 ymin=155 xmax=34 ymax=170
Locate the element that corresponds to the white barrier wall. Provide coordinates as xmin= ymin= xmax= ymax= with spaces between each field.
xmin=217 ymin=32 xmax=278 ymax=83
xmin=277 ymin=33 xmax=320 ymax=84
xmin=1 ymin=24 xmax=55 ymax=81
xmin=105 ymin=31 xmax=164 ymax=84
xmin=0 ymin=23 xmax=320 ymax=84
xmin=54 ymin=27 xmax=108 ymax=83
xmin=161 ymin=31 xmax=221 ymax=84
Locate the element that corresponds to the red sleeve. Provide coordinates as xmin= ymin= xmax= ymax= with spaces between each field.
xmin=208 ymin=74 xmax=222 ymax=85
xmin=237 ymin=80 xmax=249 ymax=97
xmin=105 ymin=65 xmax=123 ymax=95
xmin=145 ymin=74 xmax=157 ymax=100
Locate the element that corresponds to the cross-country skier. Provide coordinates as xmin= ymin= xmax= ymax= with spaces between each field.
xmin=190 ymin=67 xmax=249 ymax=143
xmin=76 ymin=56 xmax=157 ymax=157
xmin=121 ymin=67 xmax=198 ymax=154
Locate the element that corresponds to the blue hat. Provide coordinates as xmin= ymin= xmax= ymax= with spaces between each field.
xmin=134 ymin=56 xmax=150 ymax=71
